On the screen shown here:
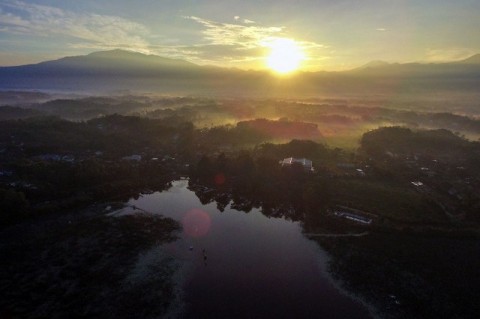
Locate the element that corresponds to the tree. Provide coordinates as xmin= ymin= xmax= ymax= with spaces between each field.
xmin=0 ymin=188 xmax=29 ymax=226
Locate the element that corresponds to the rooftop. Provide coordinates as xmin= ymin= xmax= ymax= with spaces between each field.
xmin=281 ymin=157 xmax=314 ymax=172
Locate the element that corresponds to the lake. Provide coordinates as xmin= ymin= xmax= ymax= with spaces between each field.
xmin=116 ymin=180 xmax=373 ymax=318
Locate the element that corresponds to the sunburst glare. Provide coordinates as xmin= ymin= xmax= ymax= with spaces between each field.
xmin=265 ymin=38 xmax=305 ymax=74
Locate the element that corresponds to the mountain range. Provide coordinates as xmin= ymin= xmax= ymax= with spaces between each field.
xmin=1 ymin=50 xmax=480 ymax=97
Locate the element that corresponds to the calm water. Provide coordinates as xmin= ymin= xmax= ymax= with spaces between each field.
xmin=119 ymin=180 xmax=372 ymax=318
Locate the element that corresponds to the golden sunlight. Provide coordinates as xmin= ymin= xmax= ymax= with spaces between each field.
xmin=265 ymin=38 xmax=305 ymax=74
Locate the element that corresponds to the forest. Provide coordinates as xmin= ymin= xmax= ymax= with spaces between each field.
xmin=1 ymin=102 xmax=479 ymax=230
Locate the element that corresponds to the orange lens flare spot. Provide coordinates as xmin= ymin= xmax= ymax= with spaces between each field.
xmin=214 ymin=173 xmax=226 ymax=185
xmin=182 ymin=209 xmax=212 ymax=238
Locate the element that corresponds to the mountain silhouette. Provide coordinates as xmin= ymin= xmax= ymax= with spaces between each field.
xmin=457 ymin=53 xmax=480 ymax=64
xmin=356 ymin=60 xmax=391 ymax=70
xmin=1 ymin=50 xmax=480 ymax=96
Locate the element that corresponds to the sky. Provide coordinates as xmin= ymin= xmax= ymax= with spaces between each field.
xmin=1 ymin=0 xmax=480 ymax=71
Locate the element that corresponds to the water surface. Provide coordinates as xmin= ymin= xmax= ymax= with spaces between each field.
xmin=119 ymin=180 xmax=372 ymax=318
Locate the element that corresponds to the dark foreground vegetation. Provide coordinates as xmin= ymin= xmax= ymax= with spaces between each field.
xmin=1 ymin=95 xmax=480 ymax=319
xmin=0 ymin=211 xmax=180 ymax=318
xmin=316 ymin=233 xmax=480 ymax=319
xmin=0 ymin=115 xmax=192 ymax=225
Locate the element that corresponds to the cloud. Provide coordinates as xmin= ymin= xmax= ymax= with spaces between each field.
xmin=180 ymin=16 xmax=330 ymax=68
xmin=376 ymin=28 xmax=387 ymax=32
xmin=233 ymin=16 xmax=255 ymax=24
xmin=185 ymin=16 xmax=283 ymax=49
xmin=0 ymin=0 xmax=150 ymax=51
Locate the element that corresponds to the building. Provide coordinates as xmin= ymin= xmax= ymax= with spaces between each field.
xmin=334 ymin=210 xmax=372 ymax=224
xmin=333 ymin=206 xmax=374 ymax=224
xmin=280 ymin=157 xmax=314 ymax=172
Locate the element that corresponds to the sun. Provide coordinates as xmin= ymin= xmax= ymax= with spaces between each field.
xmin=265 ymin=38 xmax=305 ymax=74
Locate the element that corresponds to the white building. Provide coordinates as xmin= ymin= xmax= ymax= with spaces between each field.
xmin=334 ymin=209 xmax=373 ymax=224
xmin=280 ymin=157 xmax=314 ymax=172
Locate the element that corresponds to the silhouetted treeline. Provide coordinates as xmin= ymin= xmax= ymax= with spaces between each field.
xmin=0 ymin=115 xmax=195 ymax=226
xmin=237 ymin=118 xmax=321 ymax=140
xmin=360 ymin=126 xmax=480 ymax=221
xmin=0 ymin=114 xmax=192 ymax=157
xmin=189 ymin=141 xmax=335 ymax=219
xmin=4 ymin=96 xmax=480 ymax=138
xmin=2 ymin=115 xmax=480 ymax=227
xmin=360 ymin=126 xmax=480 ymax=167
xmin=0 ymin=106 xmax=45 ymax=120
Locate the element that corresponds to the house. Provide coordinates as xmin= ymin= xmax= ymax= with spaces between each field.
xmin=333 ymin=207 xmax=373 ymax=224
xmin=280 ymin=157 xmax=314 ymax=172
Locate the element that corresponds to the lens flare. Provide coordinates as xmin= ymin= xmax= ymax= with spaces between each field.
xmin=182 ymin=209 xmax=212 ymax=238
xmin=214 ymin=173 xmax=226 ymax=185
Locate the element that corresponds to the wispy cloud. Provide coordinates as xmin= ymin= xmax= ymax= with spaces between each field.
xmin=376 ymin=28 xmax=387 ymax=32
xmin=185 ymin=16 xmax=283 ymax=49
xmin=0 ymin=0 xmax=150 ymax=52
xmin=233 ymin=16 xmax=255 ymax=24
